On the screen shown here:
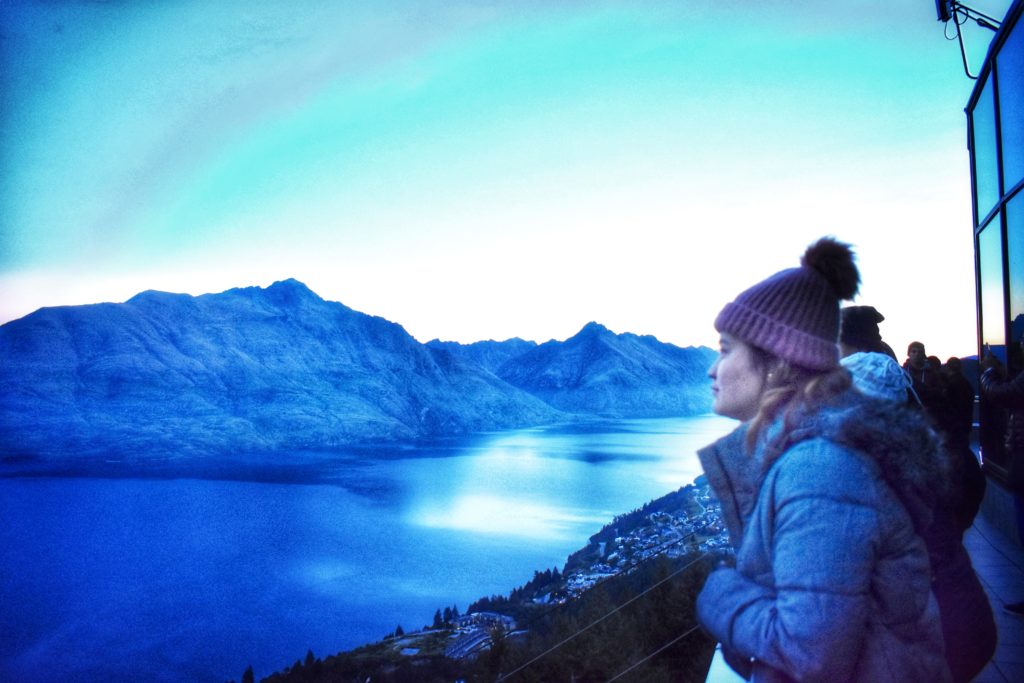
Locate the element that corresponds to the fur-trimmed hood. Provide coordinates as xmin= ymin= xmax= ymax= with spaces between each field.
xmin=772 ymin=390 xmax=949 ymax=533
xmin=699 ymin=388 xmax=948 ymax=542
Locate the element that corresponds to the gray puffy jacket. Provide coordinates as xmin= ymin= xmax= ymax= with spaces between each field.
xmin=696 ymin=391 xmax=952 ymax=683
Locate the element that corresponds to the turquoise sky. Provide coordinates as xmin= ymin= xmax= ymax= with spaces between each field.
xmin=0 ymin=0 xmax=1012 ymax=358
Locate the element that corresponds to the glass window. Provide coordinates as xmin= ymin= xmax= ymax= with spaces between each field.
xmin=998 ymin=23 xmax=1024 ymax=192
xmin=972 ymin=78 xmax=1000 ymax=222
xmin=979 ymin=219 xmax=1007 ymax=362
xmin=978 ymin=219 xmax=1009 ymax=471
xmin=1008 ymin=193 xmax=1024 ymax=374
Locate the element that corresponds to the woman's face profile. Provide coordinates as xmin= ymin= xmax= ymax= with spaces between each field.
xmin=708 ymin=332 xmax=767 ymax=421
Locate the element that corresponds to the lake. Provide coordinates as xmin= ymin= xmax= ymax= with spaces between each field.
xmin=0 ymin=415 xmax=735 ymax=683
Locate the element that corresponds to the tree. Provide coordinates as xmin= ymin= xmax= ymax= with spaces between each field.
xmin=433 ymin=609 xmax=444 ymax=629
xmin=484 ymin=625 xmax=508 ymax=680
xmin=395 ymin=624 xmax=405 ymax=637
xmin=241 ymin=665 xmax=254 ymax=683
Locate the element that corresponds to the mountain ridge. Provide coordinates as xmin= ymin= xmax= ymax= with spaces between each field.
xmin=0 ymin=279 xmax=715 ymax=461
xmin=496 ymin=319 xmax=715 ymax=417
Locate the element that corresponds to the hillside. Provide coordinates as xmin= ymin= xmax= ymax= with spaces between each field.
xmin=0 ymin=280 xmax=561 ymax=459
xmin=425 ymin=337 xmax=537 ymax=374
xmin=255 ymin=479 xmax=723 ymax=683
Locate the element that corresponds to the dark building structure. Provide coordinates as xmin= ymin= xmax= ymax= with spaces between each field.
xmin=966 ymin=0 xmax=1023 ymax=539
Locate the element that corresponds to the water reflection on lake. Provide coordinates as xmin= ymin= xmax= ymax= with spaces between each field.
xmin=401 ymin=416 xmax=734 ymax=540
xmin=0 ymin=415 xmax=734 ymax=683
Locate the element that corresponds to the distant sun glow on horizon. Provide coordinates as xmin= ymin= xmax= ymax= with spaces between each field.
xmin=1 ymin=0 xmax=1013 ymax=361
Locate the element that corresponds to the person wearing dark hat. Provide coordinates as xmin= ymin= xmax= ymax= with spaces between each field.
xmin=696 ymin=237 xmax=951 ymax=683
xmin=839 ymin=304 xmax=896 ymax=359
xmin=942 ymin=357 xmax=977 ymax=455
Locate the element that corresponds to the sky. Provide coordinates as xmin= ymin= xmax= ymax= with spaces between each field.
xmin=0 ymin=0 xmax=1014 ymax=361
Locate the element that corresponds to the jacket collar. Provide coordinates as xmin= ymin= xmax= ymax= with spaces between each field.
xmin=697 ymin=423 xmax=759 ymax=550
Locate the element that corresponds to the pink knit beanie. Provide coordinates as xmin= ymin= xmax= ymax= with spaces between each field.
xmin=714 ymin=237 xmax=860 ymax=371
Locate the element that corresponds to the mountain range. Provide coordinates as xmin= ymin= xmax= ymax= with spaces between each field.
xmin=0 ymin=279 xmax=714 ymax=461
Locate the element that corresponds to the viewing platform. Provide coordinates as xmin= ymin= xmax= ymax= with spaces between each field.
xmin=967 ymin=507 xmax=1024 ymax=683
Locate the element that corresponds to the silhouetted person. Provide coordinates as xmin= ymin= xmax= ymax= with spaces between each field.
xmin=904 ymin=341 xmax=946 ymax=420
xmin=942 ymin=357 xmax=976 ymax=453
xmin=940 ymin=356 xmax=986 ymax=539
xmin=839 ymin=305 xmax=896 ymax=359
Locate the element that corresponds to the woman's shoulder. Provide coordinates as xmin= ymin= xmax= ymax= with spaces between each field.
xmin=766 ymin=392 xmax=934 ymax=479
xmin=789 ymin=389 xmax=938 ymax=462
xmin=764 ymin=392 xmax=946 ymax=527
xmin=769 ymin=436 xmax=880 ymax=496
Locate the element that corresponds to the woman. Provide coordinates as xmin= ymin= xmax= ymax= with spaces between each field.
xmin=695 ymin=238 xmax=951 ymax=682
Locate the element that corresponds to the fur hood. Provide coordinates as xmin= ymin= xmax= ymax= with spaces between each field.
xmin=766 ymin=389 xmax=949 ymax=533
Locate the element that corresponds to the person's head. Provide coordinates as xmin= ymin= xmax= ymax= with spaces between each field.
xmin=842 ymin=352 xmax=913 ymax=403
xmin=907 ymin=342 xmax=926 ymax=369
xmin=945 ymin=356 xmax=962 ymax=373
xmin=926 ymin=355 xmax=941 ymax=370
xmin=839 ymin=305 xmax=886 ymax=357
xmin=708 ymin=332 xmax=771 ymax=421
xmin=708 ymin=237 xmax=860 ymax=431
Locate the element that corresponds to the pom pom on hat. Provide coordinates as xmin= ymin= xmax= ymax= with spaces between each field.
xmin=714 ymin=237 xmax=859 ymax=371
xmin=801 ymin=237 xmax=860 ymax=300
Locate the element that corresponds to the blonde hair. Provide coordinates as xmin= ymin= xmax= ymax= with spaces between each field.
xmin=745 ymin=347 xmax=851 ymax=460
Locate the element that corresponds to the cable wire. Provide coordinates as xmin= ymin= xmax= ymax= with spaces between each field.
xmin=494 ymin=552 xmax=710 ymax=682
xmin=606 ymin=624 xmax=705 ymax=683
xmin=494 ymin=525 xmax=706 ymax=638
xmin=953 ymin=6 xmax=979 ymax=79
